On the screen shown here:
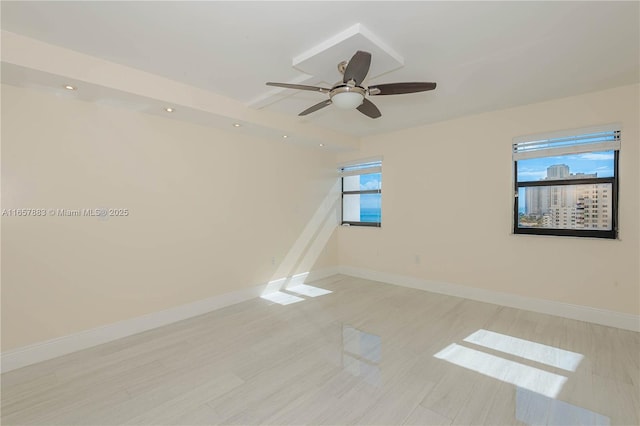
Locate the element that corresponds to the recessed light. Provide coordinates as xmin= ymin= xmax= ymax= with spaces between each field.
xmin=165 ymin=107 xmax=174 ymax=113
xmin=283 ymin=135 xmax=288 ymax=139
xmin=233 ymin=123 xmax=241 ymax=127
xmin=64 ymin=85 xmax=76 ymax=91
xmin=319 ymin=143 xmax=325 ymax=147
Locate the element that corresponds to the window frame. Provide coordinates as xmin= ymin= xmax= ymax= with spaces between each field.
xmin=513 ymin=130 xmax=620 ymax=239
xmin=340 ymin=160 xmax=382 ymax=228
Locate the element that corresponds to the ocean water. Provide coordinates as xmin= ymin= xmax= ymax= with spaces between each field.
xmin=360 ymin=208 xmax=381 ymax=222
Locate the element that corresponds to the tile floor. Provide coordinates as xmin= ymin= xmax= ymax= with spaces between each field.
xmin=2 ymin=275 xmax=638 ymax=425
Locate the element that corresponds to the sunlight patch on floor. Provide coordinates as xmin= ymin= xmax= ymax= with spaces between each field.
xmin=464 ymin=329 xmax=584 ymax=372
xmin=287 ymin=284 xmax=333 ymax=298
xmin=260 ymin=291 xmax=305 ymax=305
xmin=434 ymin=343 xmax=567 ymax=398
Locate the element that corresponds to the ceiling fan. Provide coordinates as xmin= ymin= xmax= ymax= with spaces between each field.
xmin=266 ymin=50 xmax=436 ymax=119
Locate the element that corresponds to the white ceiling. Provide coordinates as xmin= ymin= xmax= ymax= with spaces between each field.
xmin=2 ymin=1 xmax=639 ymax=138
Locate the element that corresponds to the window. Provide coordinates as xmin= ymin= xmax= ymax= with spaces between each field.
xmin=340 ymin=159 xmax=382 ymax=227
xmin=513 ymin=126 xmax=620 ymax=239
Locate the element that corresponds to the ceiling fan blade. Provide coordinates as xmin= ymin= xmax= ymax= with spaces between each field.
xmin=266 ymin=82 xmax=330 ymax=94
xmin=343 ymin=51 xmax=372 ymax=86
xmin=299 ymin=99 xmax=332 ymax=116
xmin=368 ymin=82 xmax=437 ymax=96
xmin=357 ymin=98 xmax=381 ymax=119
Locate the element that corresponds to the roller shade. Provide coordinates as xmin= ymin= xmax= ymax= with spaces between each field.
xmin=513 ymin=126 xmax=621 ymax=161
xmin=339 ymin=159 xmax=382 ymax=177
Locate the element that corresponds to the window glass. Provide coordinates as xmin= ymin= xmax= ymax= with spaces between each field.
xmin=360 ymin=193 xmax=382 ymax=223
xmin=513 ymin=129 xmax=619 ymax=238
xmin=517 ymin=151 xmax=614 ymax=182
xmin=341 ymin=164 xmax=381 ymax=226
xmin=517 ymin=183 xmax=613 ymax=231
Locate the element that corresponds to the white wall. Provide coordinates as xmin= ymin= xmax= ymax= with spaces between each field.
xmin=338 ymin=84 xmax=639 ymax=316
xmin=2 ymin=81 xmax=638 ymax=355
xmin=1 ymin=84 xmax=338 ymax=350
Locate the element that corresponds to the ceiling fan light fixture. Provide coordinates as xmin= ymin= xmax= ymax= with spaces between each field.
xmin=330 ymin=86 xmax=365 ymax=110
xmin=332 ymin=92 xmax=364 ymax=109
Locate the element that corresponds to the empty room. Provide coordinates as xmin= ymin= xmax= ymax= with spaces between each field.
xmin=1 ymin=2 xmax=638 ymax=425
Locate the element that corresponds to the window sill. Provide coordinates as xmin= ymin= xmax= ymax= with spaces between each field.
xmin=511 ymin=231 xmax=620 ymax=241
xmin=341 ymin=223 xmax=382 ymax=228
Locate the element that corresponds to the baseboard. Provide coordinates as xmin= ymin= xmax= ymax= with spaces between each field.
xmin=338 ymin=266 xmax=640 ymax=333
xmin=1 ymin=266 xmax=340 ymax=373
xmin=4 ymin=265 xmax=634 ymax=373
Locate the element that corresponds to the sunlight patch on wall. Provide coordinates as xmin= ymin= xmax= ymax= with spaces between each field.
xmin=265 ymin=180 xmax=340 ymax=294
xmin=290 ymin=272 xmax=310 ymax=284
xmin=264 ymin=277 xmax=288 ymax=294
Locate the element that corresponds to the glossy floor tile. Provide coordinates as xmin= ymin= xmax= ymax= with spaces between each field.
xmin=2 ymin=275 xmax=639 ymax=425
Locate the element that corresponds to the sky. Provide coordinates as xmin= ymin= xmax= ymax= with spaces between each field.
xmin=517 ymin=151 xmax=614 ymax=182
